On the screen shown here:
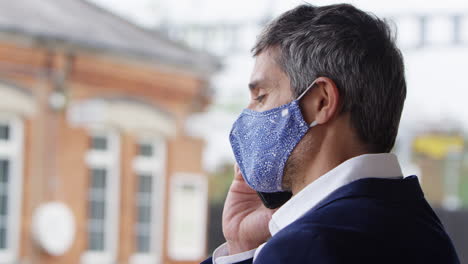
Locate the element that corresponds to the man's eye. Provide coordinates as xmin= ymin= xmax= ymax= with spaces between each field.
xmin=255 ymin=94 xmax=266 ymax=103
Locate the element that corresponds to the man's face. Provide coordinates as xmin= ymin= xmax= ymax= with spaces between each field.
xmin=247 ymin=49 xmax=317 ymax=191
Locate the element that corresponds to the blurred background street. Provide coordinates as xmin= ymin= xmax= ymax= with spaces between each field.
xmin=0 ymin=0 xmax=467 ymax=263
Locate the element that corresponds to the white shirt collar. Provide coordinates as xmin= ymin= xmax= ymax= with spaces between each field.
xmin=268 ymin=153 xmax=403 ymax=236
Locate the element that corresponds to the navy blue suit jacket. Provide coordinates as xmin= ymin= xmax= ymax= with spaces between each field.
xmin=201 ymin=176 xmax=459 ymax=264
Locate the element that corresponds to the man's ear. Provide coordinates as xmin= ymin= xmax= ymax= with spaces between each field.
xmin=300 ymin=77 xmax=340 ymax=125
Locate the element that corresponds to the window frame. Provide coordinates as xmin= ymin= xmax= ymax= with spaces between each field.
xmin=81 ymin=129 xmax=121 ymax=264
xmin=130 ymin=137 xmax=166 ymax=264
xmin=0 ymin=116 xmax=23 ymax=263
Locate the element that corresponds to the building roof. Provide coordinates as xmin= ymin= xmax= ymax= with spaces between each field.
xmin=0 ymin=0 xmax=220 ymax=76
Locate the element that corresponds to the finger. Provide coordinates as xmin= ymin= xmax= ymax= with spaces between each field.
xmin=234 ymin=163 xmax=240 ymax=175
xmin=233 ymin=163 xmax=244 ymax=181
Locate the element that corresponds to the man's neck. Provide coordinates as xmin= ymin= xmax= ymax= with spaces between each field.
xmin=291 ymin=144 xmax=369 ymax=195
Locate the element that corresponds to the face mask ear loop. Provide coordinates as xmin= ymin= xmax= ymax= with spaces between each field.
xmin=296 ymin=80 xmax=317 ymax=101
xmin=296 ymin=80 xmax=319 ymax=128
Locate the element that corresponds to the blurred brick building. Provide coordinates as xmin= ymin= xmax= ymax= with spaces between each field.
xmin=0 ymin=0 xmax=219 ymax=264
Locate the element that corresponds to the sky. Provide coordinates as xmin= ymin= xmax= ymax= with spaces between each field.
xmin=90 ymin=0 xmax=468 ymax=25
xmin=89 ymin=0 xmax=468 ymax=172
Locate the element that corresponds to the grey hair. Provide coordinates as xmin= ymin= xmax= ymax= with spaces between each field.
xmin=252 ymin=3 xmax=407 ymax=153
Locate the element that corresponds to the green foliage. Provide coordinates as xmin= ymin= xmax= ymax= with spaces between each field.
xmin=208 ymin=162 xmax=235 ymax=205
xmin=460 ymin=153 xmax=468 ymax=207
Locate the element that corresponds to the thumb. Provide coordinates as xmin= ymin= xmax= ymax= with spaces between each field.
xmin=233 ymin=163 xmax=243 ymax=181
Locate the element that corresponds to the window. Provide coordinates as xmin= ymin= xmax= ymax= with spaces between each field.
xmin=0 ymin=124 xmax=9 ymax=141
xmin=82 ymin=131 xmax=120 ymax=264
xmin=91 ymin=136 xmax=108 ymax=151
xmin=136 ymin=172 xmax=152 ymax=253
xmin=0 ymin=117 xmax=23 ymax=263
xmin=0 ymin=159 xmax=10 ymax=249
xmin=137 ymin=143 xmax=153 ymax=157
xmin=130 ymin=139 xmax=166 ymax=264
xmin=88 ymin=168 xmax=107 ymax=251
xmin=167 ymin=173 xmax=208 ymax=261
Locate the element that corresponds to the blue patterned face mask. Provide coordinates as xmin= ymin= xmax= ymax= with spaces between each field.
xmin=229 ymin=81 xmax=318 ymax=193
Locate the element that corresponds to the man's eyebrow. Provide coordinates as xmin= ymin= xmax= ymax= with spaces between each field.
xmin=248 ymin=81 xmax=259 ymax=91
xmin=249 ymin=80 xmax=262 ymax=91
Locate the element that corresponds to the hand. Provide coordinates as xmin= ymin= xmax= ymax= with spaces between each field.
xmin=222 ymin=164 xmax=276 ymax=254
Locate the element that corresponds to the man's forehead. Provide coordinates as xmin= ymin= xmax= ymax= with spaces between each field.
xmin=249 ymin=49 xmax=286 ymax=90
xmin=249 ymin=76 xmax=278 ymax=91
xmin=253 ymin=48 xmax=279 ymax=70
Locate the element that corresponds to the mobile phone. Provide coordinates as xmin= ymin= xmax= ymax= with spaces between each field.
xmin=257 ymin=191 xmax=292 ymax=209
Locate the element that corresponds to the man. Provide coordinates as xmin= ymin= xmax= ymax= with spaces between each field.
xmin=202 ymin=3 xmax=459 ymax=264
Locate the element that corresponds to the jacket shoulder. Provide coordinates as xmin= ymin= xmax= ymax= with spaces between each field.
xmin=255 ymin=223 xmax=361 ymax=264
xmin=256 ymin=196 xmax=460 ymax=264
